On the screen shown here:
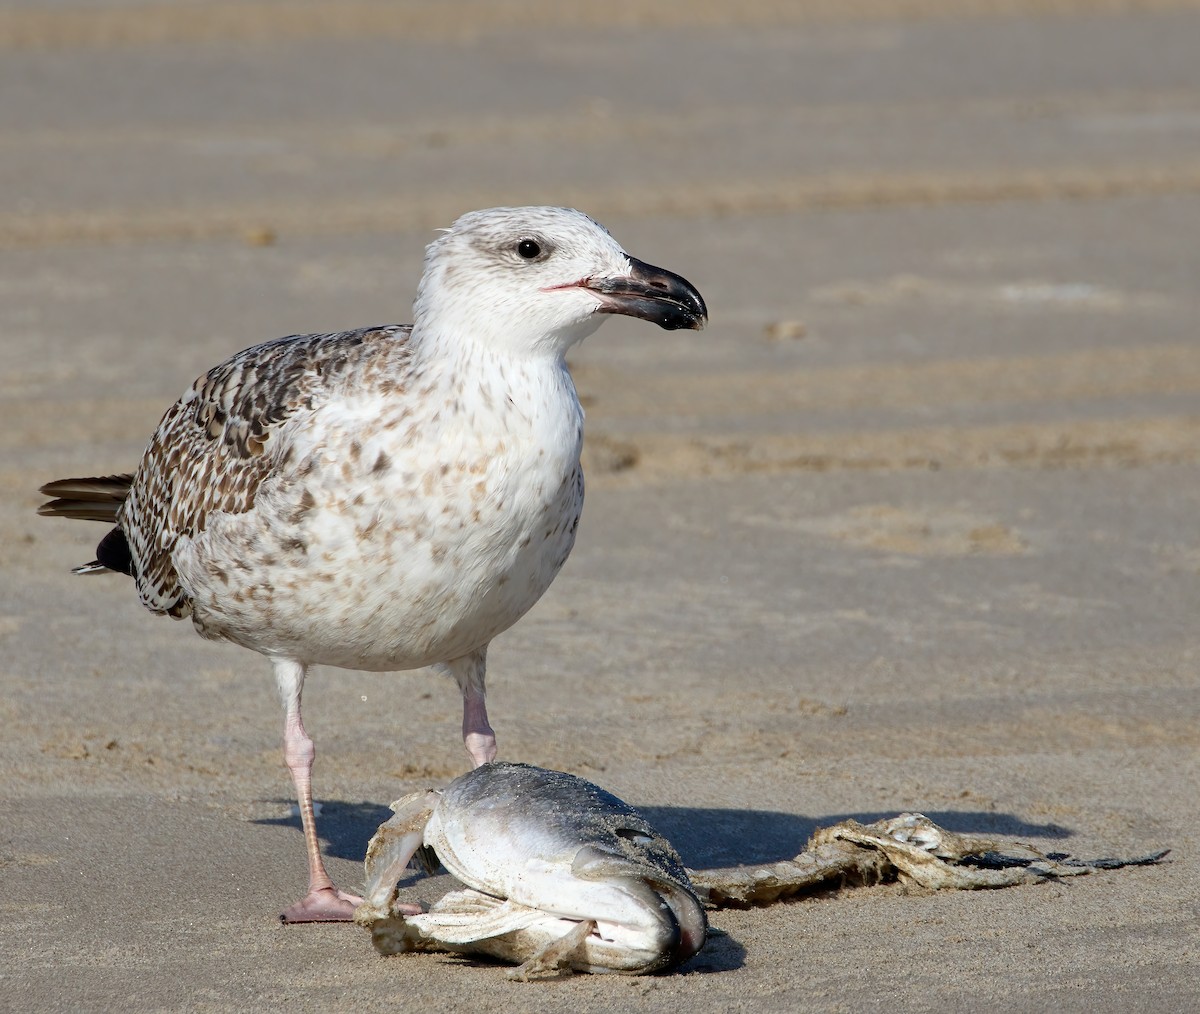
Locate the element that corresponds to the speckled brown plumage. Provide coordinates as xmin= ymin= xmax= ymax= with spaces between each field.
xmin=117 ymin=325 xmax=411 ymax=617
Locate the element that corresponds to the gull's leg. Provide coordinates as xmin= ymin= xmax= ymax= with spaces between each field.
xmin=273 ymin=658 xmax=364 ymax=923
xmin=443 ymin=648 xmax=496 ymax=767
xmin=462 ymin=688 xmax=496 ymax=768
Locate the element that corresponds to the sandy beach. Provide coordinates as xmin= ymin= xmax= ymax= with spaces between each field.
xmin=3 ymin=2 xmax=1199 ymax=1010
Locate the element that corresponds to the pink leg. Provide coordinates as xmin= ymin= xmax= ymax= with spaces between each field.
xmin=273 ymin=659 xmax=364 ymax=923
xmin=462 ymin=687 xmax=496 ymax=768
xmin=444 ymin=649 xmax=496 ymax=767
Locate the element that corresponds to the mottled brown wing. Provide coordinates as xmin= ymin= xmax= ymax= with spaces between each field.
xmin=120 ymin=324 xmax=411 ymax=616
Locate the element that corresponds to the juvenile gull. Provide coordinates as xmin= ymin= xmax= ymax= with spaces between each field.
xmin=39 ymin=206 xmax=706 ymax=923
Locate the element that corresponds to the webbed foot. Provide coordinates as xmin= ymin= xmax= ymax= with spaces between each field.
xmin=280 ymin=886 xmax=365 ymax=923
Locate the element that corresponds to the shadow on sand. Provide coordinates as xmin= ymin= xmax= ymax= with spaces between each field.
xmin=255 ymin=798 xmax=1072 ymax=872
xmin=638 ymin=806 xmax=1073 ymax=869
xmin=253 ymin=799 xmax=396 ymax=862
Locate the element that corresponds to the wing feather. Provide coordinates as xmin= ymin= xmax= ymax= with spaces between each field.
xmin=120 ymin=324 xmax=412 ymax=616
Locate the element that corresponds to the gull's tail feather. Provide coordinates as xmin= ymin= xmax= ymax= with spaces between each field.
xmin=38 ymin=474 xmax=134 ymax=521
xmin=38 ymin=474 xmax=136 ymax=576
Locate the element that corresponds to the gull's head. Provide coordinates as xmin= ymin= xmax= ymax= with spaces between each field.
xmin=414 ymin=206 xmax=707 ymax=358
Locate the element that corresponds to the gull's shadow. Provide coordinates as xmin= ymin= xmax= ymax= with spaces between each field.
xmin=255 ymin=800 xmax=1074 ymax=869
xmin=253 ymin=799 xmax=395 ymax=861
xmin=637 ymin=807 xmax=1073 ymax=869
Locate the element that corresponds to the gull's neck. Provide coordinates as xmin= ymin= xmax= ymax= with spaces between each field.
xmin=409 ymin=319 xmax=568 ymax=375
xmin=404 ymin=318 xmax=585 ymax=456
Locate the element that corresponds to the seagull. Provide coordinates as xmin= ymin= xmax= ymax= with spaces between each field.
xmin=38 ymin=206 xmax=707 ymax=923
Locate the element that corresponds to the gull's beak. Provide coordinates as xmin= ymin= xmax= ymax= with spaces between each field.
xmin=586 ymin=256 xmax=708 ymax=331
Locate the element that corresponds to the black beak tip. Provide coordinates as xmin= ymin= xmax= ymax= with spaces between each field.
xmin=676 ymin=290 xmax=708 ymax=331
xmin=658 ymin=293 xmax=706 ymax=331
xmin=657 ymin=281 xmax=707 ymax=332
xmin=615 ymin=256 xmax=708 ymax=331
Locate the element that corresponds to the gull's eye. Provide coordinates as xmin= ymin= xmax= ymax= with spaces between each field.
xmin=516 ymin=239 xmax=542 ymax=260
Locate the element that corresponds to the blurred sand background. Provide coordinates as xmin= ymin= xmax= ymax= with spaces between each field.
xmin=2 ymin=1 xmax=1199 ymax=1010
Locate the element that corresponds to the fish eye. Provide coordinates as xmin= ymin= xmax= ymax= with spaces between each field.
xmin=516 ymin=239 xmax=542 ymax=260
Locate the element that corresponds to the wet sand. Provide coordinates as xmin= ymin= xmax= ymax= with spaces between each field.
xmin=2 ymin=2 xmax=1199 ymax=1010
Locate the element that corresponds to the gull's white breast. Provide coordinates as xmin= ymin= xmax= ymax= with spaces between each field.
xmin=174 ymin=353 xmax=585 ymax=670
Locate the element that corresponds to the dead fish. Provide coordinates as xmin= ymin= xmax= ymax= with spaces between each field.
xmin=356 ymin=762 xmax=707 ymax=977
